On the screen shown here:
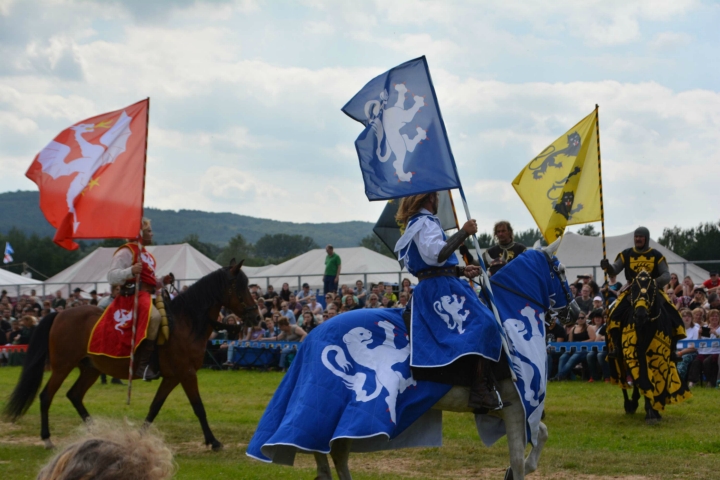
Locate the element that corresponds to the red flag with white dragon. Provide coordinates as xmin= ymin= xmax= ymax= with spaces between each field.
xmin=25 ymin=99 xmax=148 ymax=250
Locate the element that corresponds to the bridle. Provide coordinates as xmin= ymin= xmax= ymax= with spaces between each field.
xmin=227 ymin=270 xmax=260 ymax=326
xmin=631 ymin=271 xmax=659 ymax=322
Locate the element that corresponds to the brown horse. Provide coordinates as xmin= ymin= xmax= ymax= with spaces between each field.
xmin=3 ymin=260 xmax=258 ymax=450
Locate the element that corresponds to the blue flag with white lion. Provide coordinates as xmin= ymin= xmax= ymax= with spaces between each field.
xmin=342 ymin=56 xmax=461 ymax=201
xmin=247 ymin=309 xmax=451 ymax=464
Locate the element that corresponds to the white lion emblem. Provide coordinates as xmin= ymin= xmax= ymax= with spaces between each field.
xmin=364 ymin=83 xmax=427 ymax=182
xmin=113 ymin=309 xmax=132 ymax=332
xmin=433 ymin=294 xmax=469 ymax=334
xmin=321 ymin=320 xmax=416 ymax=424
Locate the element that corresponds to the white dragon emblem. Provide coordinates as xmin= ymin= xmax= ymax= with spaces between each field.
xmin=140 ymin=252 xmax=155 ymax=272
xmin=321 ymin=320 xmax=416 ymax=424
xmin=36 ymin=111 xmax=133 ymax=232
xmin=364 ymin=83 xmax=427 ymax=182
xmin=113 ymin=309 xmax=132 ymax=333
xmin=433 ymin=294 xmax=469 ymax=334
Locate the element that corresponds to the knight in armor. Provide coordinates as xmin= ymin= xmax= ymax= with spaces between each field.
xmin=107 ymin=218 xmax=171 ymax=381
xmin=482 ymin=221 xmax=527 ymax=276
xmin=394 ymin=192 xmax=504 ymax=411
xmin=600 ymin=226 xmax=672 ymax=357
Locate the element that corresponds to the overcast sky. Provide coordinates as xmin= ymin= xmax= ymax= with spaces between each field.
xmin=1 ymin=0 xmax=718 ymax=237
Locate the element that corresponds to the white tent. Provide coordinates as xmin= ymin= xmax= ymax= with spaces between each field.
xmin=554 ymin=232 xmax=709 ymax=284
xmin=43 ymin=243 xmax=222 ymax=297
xmin=0 ymin=268 xmax=43 ymax=297
xmin=247 ymin=247 xmax=417 ymax=291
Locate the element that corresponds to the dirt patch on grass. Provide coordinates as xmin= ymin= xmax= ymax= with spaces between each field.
xmin=0 ymin=435 xmax=47 ymax=447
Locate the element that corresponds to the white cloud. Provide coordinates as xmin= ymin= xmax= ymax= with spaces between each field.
xmin=649 ymin=32 xmax=693 ymax=50
xmin=200 ymin=166 xmax=286 ymax=202
xmin=305 ymin=20 xmax=335 ymax=35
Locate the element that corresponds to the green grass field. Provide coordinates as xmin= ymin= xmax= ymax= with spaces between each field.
xmin=1 ymin=367 xmax=718 ymax=479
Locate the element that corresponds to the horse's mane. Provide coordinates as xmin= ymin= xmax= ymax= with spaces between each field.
xmin=169 ymin=267 xmax=231 ymax=339
xmin=490 ymin=249 xmax=545 ymax=284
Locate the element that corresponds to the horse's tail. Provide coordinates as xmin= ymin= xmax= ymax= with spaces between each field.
xmin=2 ymin=312 xmax=57 ymax=422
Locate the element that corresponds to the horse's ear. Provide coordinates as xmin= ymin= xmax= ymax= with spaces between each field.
xmin=228 ymin=258 xmax=236 ymax=268
xmin=542 ymin=236 xmax=563 ymax=257
xmin=237 ymin=259 xmax=244 ymax=269
xmin=533 ymin=239 xmax=543 ymax=250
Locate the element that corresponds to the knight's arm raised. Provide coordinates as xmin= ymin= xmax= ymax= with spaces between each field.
xmin=601 ymin=255 xmax=624 ymax=277
xmin=438 ymin=230 xmax=470 ymax=263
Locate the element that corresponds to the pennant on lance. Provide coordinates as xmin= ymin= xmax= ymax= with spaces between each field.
xmin=342 ymin=56 xmax=461 ymax=201
xmin=25 ymin=99 xmax=149 ymax=250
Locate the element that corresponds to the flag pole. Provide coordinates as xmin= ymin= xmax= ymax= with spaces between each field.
xmin=127 ymin=97 xmax=150 ymax=405
xmin=595 ymin=104 xmax=609 ymax=308
xmin=457 ymin=186 xmax=517 ymax=382
xmin=446 ymin=190 xmax=474 ymax=288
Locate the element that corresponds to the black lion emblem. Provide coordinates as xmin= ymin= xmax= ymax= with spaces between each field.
xmin=553 ymin=190 xmax=583 ymax=220
xmin=528 ymin=131 xmax=582 ymax=180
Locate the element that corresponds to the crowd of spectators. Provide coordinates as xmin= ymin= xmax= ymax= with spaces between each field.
xmin=207 ymin=278 xmax=415 ymax=370
xmin=546 ymin=270 xmax=720 ymax=388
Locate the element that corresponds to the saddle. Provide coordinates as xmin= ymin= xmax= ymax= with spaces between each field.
xmin=402 ymin=308 xmax=510 ymax=387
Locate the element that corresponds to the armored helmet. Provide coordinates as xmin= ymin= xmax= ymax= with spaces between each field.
xmin=634 ymin=226 xmax=650 ymax=249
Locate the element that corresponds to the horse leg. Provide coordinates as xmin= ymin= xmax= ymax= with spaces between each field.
xmin=644 ymin=397 xmax=661 ymax=425
xmin=65 ymin=359 xmax=101 ymax=422
xmin=314 ymin=452 xmax=333 ymax=480
xmin=39 ymin=364 xmax=75 ymax=449
xmin=623 ymin=386 xmax=639 ymax=414
xmin=179 ymin=372 xmax=222 ymax=451
xmin=524 ymin=421 xmax=548 ymax=474
xmin=330 ymin=438 xmax=353 ymax=480
xmin=143 ymin=376 xmax=180 ymax=426
xmin=502 ymin=405 xmax=529 ymax=480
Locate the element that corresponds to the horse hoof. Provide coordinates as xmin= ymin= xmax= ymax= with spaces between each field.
xmin=504 ymin=466 xmax=514 ymax=480
xmin=43 ymin=438 xmax=55 ymax=450
xmin=645 ymin=418 xmax=660 ymax=426
xmin=210 ymin=440 xmax=223 ymax=452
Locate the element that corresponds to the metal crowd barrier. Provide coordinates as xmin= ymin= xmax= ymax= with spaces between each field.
xmin=210 ymin=340 xmax=301 ymax=350
xmin=548 ymin=339 xmax=720 ymax=353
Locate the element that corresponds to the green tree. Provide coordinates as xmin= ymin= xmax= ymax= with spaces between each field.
xmin=514 ymin=228 xmax=544 ymax=247
xmin=359 ymin=234 xmax=394 ymax=258
xmin=216 ymin=234 xmax=256 ymax=266
xmin=577 ymin=224 xmax=600 ymax=237
xmin=0 ymin=227 xmax=82 ymax=278
xmin=254 ymin=234 xmax=319 ymax=263
xmin=179 ymin=234 xmax=222 ymax=259
xmin=659 ymin=222 xmax=720 ymax=271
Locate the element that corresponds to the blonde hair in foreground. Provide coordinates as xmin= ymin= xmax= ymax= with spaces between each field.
xmin=395 ymin=193 xmax=436 ymax=227
xmin=37 ymin=420 xmax=175 ymax=480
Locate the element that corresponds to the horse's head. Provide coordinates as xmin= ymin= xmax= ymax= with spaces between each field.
xmin=536 ymin=237 xmax=580 ymax=327
xmin=223 ymin=258 xmax=260 ymax=327
xmin=631 ymin=270 xmax=656 ymax=328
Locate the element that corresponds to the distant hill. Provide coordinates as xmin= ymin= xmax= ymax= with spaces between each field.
xmin=0 ymin=191 xmax=375 ymax=247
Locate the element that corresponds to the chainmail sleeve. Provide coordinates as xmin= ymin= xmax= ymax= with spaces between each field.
xmin=655 ymin=259 xmax=671 ymax=288
xmin=438 ymin=230 xmax=469 ymax=263
xmin=606 ymin=256 xmax=624 ymax=278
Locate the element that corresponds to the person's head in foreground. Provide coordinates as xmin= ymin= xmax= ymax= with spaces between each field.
xmin=37 ymin=420 xmax=175 ymax=480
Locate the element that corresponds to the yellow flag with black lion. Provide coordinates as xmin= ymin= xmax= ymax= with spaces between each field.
xmin=512 ymin=109 xmax=602 ymax=243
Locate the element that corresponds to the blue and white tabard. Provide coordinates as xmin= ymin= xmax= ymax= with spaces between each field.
xmin=395 ymin=210 xmax=502 ymax=368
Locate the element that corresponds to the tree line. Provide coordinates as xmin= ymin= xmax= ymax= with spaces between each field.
xmin=0 ymin=228 xmax=320 ymax=279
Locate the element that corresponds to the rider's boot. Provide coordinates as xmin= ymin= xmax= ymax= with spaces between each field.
xmin=134 ymin=340 xmax=161 ymax=381
xmin=467 ymin=357 xmax=503 ymax=413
